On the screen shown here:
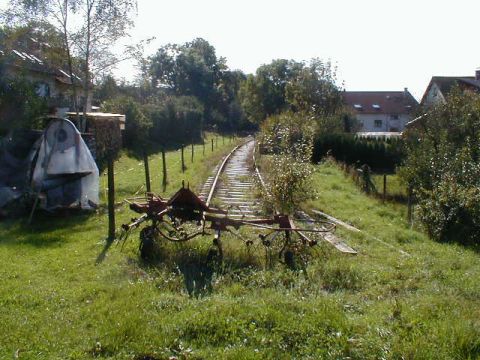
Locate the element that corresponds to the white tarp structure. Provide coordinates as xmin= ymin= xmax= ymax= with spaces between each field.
xmin=30 ymin=119 xmax=99 ymax=210
xmin=0 ymin=118 xmax=99 ymax=211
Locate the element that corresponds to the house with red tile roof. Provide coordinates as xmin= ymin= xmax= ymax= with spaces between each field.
xmin=343 ymin=89 xmax=418 ymax=133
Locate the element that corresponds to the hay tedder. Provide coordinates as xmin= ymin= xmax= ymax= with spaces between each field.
xmin=121 ymin=184 xmax=337 ymax=267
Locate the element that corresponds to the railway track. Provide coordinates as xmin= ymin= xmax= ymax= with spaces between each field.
xmin=199 ymin=138 xmax=263 ymax=219
xmin=198 ymin=137 xmax=356 ymax=254
xmin=122 ymin=136 xmax=357 ymax=261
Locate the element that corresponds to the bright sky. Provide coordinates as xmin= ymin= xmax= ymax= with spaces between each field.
xmin=2 ymin=0 xmax=478 ymax=100
xmin=115 ymin=0 xmax=479 ymax=101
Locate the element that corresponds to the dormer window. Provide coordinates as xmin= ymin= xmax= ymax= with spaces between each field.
xmin=354 ymin=104 xmax=363 ymax=110
xmin=372 ymin=104 xmax=381 ymax=110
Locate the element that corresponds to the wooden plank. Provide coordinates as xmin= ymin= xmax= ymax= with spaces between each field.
xmin=311 ymin=209 xmax=361 ymax=233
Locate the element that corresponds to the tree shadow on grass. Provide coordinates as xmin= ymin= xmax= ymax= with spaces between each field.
xmin=136 ymin=237 xmax=260 ymax=297
xmin=0 ymin=210 xmax=97 ymax=248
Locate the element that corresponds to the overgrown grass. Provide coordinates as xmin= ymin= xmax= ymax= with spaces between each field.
xmin=371 ymin=173 xmax=408 ymax=200
xmin=0 ymin=153 xmax=479 ymax=359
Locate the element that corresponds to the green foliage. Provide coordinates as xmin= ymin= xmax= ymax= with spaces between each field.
xmin=102 ymin=96 xmax=151 ymax=149
xmin=400 ymin=89 xmax=480 ymax=244
xmin=260 ymin=112 xmax=316 ymax=214
xmin=144 ymin=96 xmax=204 ymax=146
xmin=1 ymin=156 xmax=480 ymax=358
xmin=0 ymin=71 xmax=48 ymax=133
xmin=239 ymin=59 xmax=302 ymax=124
xmin=148 ymin=38 xmax=248 ymax=131
xmin=239 ymin=58 xmax=342 ymax=125
xmin=313 ymin=133 xmax=404 ymax=171
xmin=285 ymin=58 xmax=341 ymax=116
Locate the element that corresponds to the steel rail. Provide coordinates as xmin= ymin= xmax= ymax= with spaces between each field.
xmin=205 ymin=139 xmax=253 ymax=207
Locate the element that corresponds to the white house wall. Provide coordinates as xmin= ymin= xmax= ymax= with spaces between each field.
xmin=356 ymin=113 xmax=411 ymax=132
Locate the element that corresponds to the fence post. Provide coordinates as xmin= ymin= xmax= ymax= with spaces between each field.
xmin=107 ymin=158 xmax=115 ymax=241
xmin=191 ymin=143 xmax=194 ymax=163
xmin=211 ymin=138 xmax=214 ymax=152
xmin=143 ymin=151 xmax=151 ymax=193
xmin=162 ymin=148 xmax=167 ymax=192
xmin=383 ymin=174 xmax=387 ymax=203
xmin=407 ymin=184 xmax=413 ymax=226
xmin=181 ymin=145 xmax=185 ymax=173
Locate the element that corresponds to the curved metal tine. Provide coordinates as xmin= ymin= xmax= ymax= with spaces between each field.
xmin=226 ymin=228 xmax=248 ymax=244
xmin=119 ymin=229 xmax=132 ymax=251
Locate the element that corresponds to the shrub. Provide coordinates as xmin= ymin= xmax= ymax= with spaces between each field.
xmin=144 ymin=96 xmax=203 ymax=146
xmin=312 ymin=133 xmax=404 ymax=171
xmin=0 ymin=72 xmax=48 ymax=134
xmin=259 ymin=112 xmax=315 ymax=214
xmin=400 ymin=89 xmax=480 ymax=244
xmin=102 ymin=96 xmax=151 ymax=149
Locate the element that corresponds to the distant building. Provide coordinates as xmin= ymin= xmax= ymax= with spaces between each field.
xmin=420 ymin=69 xmax=480 ymax=107
xmin=0 ymin=38 xmax=86 ymax=117
xmin=343 ymin=89 xmax=418 ymax=133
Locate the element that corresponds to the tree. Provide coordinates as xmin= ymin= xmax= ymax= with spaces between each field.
xmin=259 ymin=111 xmax=316 ymax=214
xmin=285 ymin=58 xmax=342 ymax=116
xmin=238 ymin=58 xmax=342 ymax=126
xmin=0 ymin=70 xmax=48 ymax=133
xmin=102 ymin=96 xmax=151 ymax=149
xmin=399 ymin=88 xmax=480 ymax=244
xmin=239 ymin=59 xmax=303 ymax=124
xmin=148 ymin=38 xmax=248 ymax=131
xmin=3 ymin=0 xmax=138 ymax=131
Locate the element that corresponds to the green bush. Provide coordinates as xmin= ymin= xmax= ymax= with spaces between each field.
xmin=144 ymin=96 xmax=203 ymax=146
xmin=259 ymin=111 xmax=315 ymax=214
xmin=400 ymin=89 xmax=480 ymax=244
xmin=312 ymin=133 xmax=404 ymax=171
xmin=102 ymin=96 xmax=151 ymax=149
xmin=0 ymin=72 xmax=48 ymax=134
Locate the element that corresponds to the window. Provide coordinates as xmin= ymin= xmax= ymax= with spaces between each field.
xmin=35 ymin=82 xmax=50 ymax=97
xmin=354 ymin=104 xmax=363 ymax=110
xmin=374 ymin=119 xmax=382 ymax=128
xmin=372 ymin=104 xmax=381 ymax=110
xmin=391 ymin=114 xmax=399 ymax=120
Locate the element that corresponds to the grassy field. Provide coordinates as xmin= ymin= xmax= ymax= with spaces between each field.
xmin=1 ymin=150 xmax=479 ymax=359
xmin=370 ymin=173 xmax=408 ymax=200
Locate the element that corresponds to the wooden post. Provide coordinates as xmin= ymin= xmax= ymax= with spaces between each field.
xmin=407 ymin=184 xmax=413 ymax=226
xmin=191 ymin=143 xmax=194 ymax=163
xmin=161 ymin=148 xmax=167 ymax=192
xmin=107 ymin=158 xmax=115 ymax=241
xmin=143 ymin=151 xmax=151 ymax=193
xmin=181 ymin=145 xmax=185 ymax=173
xmin=211 ymin=138 xmax=214 ymax=152
xmin=383 ymin=174 xmax=387 ymax=203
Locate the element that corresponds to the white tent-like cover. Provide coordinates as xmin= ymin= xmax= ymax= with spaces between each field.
xmin=30 ymin=119 xmax=99 ymax=210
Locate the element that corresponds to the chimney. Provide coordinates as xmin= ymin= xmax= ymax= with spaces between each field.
xmin=476 ymin=68 xmax=480 ymax=81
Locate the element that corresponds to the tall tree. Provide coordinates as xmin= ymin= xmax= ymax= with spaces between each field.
xmin=238 ymin=59 xmax=303 ymax=124
xmin=3 ymin=0 xmax=138 ymax=131
xmin=285 ymin=58 xmax=341 ymax=116
xmin=149 ymin=38 xmax=247 ymax=130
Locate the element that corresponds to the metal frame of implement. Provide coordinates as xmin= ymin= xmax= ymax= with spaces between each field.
xmin=121 ymin=185 xmax=336 ymax=261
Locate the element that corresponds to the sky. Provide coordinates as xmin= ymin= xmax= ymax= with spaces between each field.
xmin=2 ymin=0 xmax=478 ymax=100
xmin=114 ymin=0 xmax=480 ymax=101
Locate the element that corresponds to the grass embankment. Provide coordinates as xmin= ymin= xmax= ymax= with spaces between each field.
xmin=1 ymin=154 xmax=479 ymax=359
